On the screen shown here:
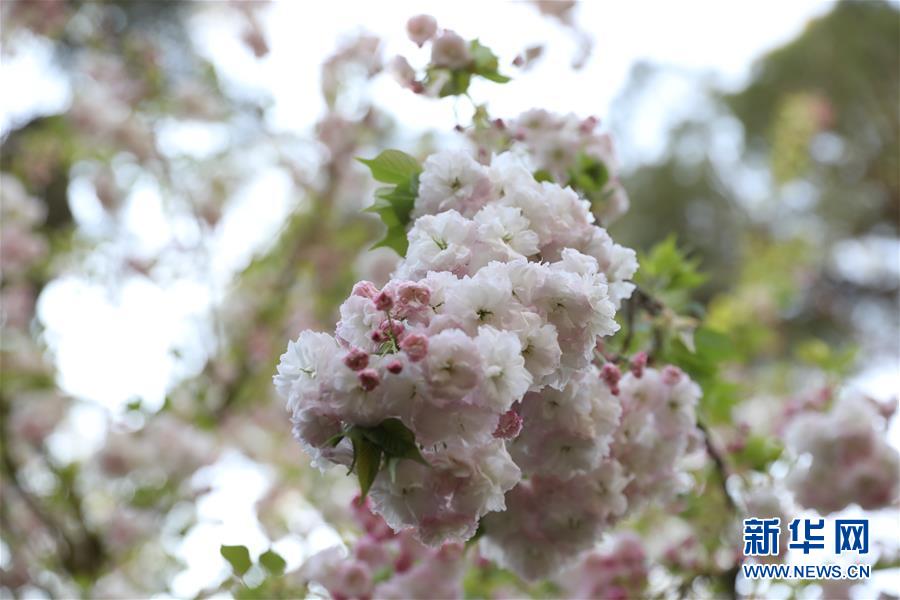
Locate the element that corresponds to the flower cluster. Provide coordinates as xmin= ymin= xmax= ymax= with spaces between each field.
xmin=556 ymin=533 xmax=649 ymax=600
xmin=785 ymin=393 xmax=900 ymax=514
xmin=480 ymin=365 xmax=701 ymax=579
xmin=275 ymin=149 xmax=700 ymax=578
xmin=612 ymin=366 xmax=704 ymax=506
xmin=470 ymin=110 xmax=630 ymax=223
xmin=299 ymin=497 xmax=466 ymax=600
xmin=405 ymin=149 xmax=636 ymax=306
xmin=390 ymin=15 xmax=509 ymax=98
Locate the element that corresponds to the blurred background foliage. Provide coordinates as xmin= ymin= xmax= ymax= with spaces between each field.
xmin=611 ymin=0 xmax=898 ymax=364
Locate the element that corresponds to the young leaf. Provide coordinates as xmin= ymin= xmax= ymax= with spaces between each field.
xmin=353 ymin=436 xmax=382 ymax=500
xmin=259 ymin=549 xmax=287 ymax=576
xmin=567 ymin=153 xmax=610 ymax=196
xmin=469 ymin=40 xmax=510 ymax=83
xmin=220 ymin=545 xmax=252 ymax=577
xmin=360 ymin=151 xmax=421 ymax=256
xmin=361 ymin=418 xmax=429 ymax=465
xmin=357 ymin=150 xmax=421 ymax=185
xmin=440 ymin=70 xmax=472 ymax=97
xmin=533 ymin=169 xmax=554 ymax=183
xmin=479 ymin=71 xmax=511 ymax=84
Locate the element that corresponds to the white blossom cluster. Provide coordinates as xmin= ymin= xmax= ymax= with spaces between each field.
xmin=299 ymin=497 xmax=466 ymax=599
xmin=481 ymin=365 xmax=701 ymax=579
xmin=472 ymin=110 xmax=630 ymax=223
xmin=275 ymin=150 xmax=702 ymax=579
xmin=786 ymin=394 xmax=900 ymax=514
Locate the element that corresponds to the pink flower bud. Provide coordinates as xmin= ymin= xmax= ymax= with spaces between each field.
xmin=358 ymin=368 xmax=380 ymax=391
xmin=493 ymin=409 xmax=523 ymax=439
xmin=394 ymin=551 xmax=414 ymax=573
xmin=399 ymin=333 xmax=428 ymax=362
xmin=380 ymin=318 xmax=405 ymax=339
xmin=386 ymin=360 xmax=403 ymax=374
xmin=579 ymin=115 xmax=599 ymax=133
xmin=406 ymin=14 xmax=437 ymax=47
xmin=352 ymin=281 xmax=379 ymax=299
xmin=396 ymin=282 xmax=431 ymax=307
xmin=630 ymin=351 xmax=647 ymax=379
xmin=600 ymin=363 xmax=622 ymax=395
xmin=371 ymin=330 xmax=386 ymax=343
xmin=662 ymin=365 xmax=683 ymax=385
xmin=343 ymin=348 xmax=369 ymax=371
xmin=374 ymin=290 xmax=393 ymax=311
xmin=431 ymin=30 xmax=470 ymax=69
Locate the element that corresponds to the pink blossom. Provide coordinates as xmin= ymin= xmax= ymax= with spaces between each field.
xmin=343 ymin=348 xmax=369 ymax=371
xmin=600 ymin=362 xmax=622 ymax=395
xmin=630 ymin=351 xmax=647 ymax=378
xmin=358 ymin=369 xmax=380 ymax=391
xmin=374 ymin=290 xmax=393 ymax=311
xmin=662 ymin=365 xmax=683 ymax=385
xmin=399 ymin=333 xmax=428 ymax=362
xmin=493 ymin=409 xmax=523 ymax=439
xmin=406 ymin=15 xmax=437 ymax=47
xmin=352 ymin=281 xmax=379 ymax=299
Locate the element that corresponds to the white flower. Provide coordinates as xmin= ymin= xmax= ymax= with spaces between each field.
xmin=480 ymin=466 xmax=628 ymax=581
xmin=424 ymin=328 xmax=482 ymax=402
xmin=369 ymin=440 xmax=520 ymax=546
xmin=511 ymin=367 xmax=619 ymax=478
xmin=335 ymin=294 xmax=382 ymax=351
xmin=399 ymin=210 xmax=477 ymax=278
xmin=474 ymin=204 xmax=540 ymax=262
xmin=414 ymin=150 xmax=491 ymax=218
xmin=274 ymin=331 xmax=340 ymax=410
xmin=474 ymin=326 xmax=531 ymax=412
xmin=786 ymin=393 xmax=900 ymax=514
xmin=442 ymin=266 xmax=515 ymax=333
xmin=509 ymin=312 xmax=562 ymax=389
xmin=487 ymin=151 xmax=538 ymax=200
xmin=579 ymin=227 xmax=638 ymax=308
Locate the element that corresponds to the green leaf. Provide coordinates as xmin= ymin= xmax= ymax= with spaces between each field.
xmin=635 ymin=235 xmax=707 ymax=309
xmin=732 ymin=435 xmax=783 ymax=471
xmin=469 ymin=40 xmax=510 ymax=84
xmin=324 ymin=431 xmax=345 ymax=447
xmin=533 ymin=169 xmax=554 ymax=183
xmin=357 ymin=150 xmax=421 ymax=185
xmin=795 ymin=339 xmax=857 ymax=374
xmin=221 ymin=545 xmax=252 ymax=577
xmin=479 ymin=71 xmax=511 ymax=83
xmin=360 ymin=418 xmax=429 ymax=465
xmin=353 ymin=436 xmax=382 ymax=500
xmin=258 ymin=549 xmax=286 ymax=576
xmin=567 ymin=153 xmax=610 ymax=197
xmin=439 ymin=69 xmax=472 ymax=97
xmin=359 ymin=152 xmax=421 ymax=256
xmin=700 ymin=378 xmax=741 ymax=424
xmin=694 ymin=328 xmax=737 ymax=362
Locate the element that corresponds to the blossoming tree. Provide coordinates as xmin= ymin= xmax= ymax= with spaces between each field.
xmin=1 ymin=3 xmax=898 ymax=599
